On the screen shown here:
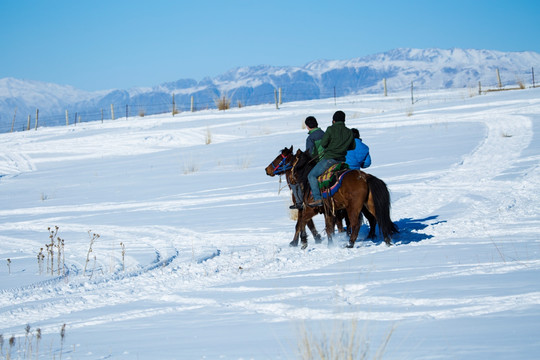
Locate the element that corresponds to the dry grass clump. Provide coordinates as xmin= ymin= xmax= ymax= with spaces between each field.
xmin=297 ymin=320 xmax=395 ymax=360
xmin=205 ymin=127 xmax=212 ymax=145
xmin=215 ymin=95 xmax=231 ymax=110
xmin=1 ymin=323 xmax=67 ymax=359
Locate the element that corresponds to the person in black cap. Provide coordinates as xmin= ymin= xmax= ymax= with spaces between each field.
xmin=304 ymin=116 xmax=325 ymax=160
xmin=307 ymin=110 xmax=355 ymax=207
xmin=289 ymin=116 xmax=324 ymax=210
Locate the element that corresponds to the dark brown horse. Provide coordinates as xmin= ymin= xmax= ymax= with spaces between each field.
xmin=265 ymin=147 xmax=354 ymax=248
xmin=265 ymin=146 xmax=323 ymax=246
xmin=291 ymin=149 xmax=398 ymax=248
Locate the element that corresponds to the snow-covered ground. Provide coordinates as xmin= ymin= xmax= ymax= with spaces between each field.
xmin=0 ymin=87 xmax=539 ymax=359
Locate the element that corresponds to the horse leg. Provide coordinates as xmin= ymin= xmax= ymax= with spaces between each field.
xmin=290 ymin=211 xmax=303 ymax=247
xmin=300 ymin=230 xmax=309 ymax=249
xmin=324 ymin=212 xmax=336 ymax=247
xmin=296 ymin=208 xmax=317 ymax=250
xmin=306 ymin=219 xmax=322 ymax=244
xmin=289 ymin=229 xmax=300 ymax=247
xmin=365 ymin=187 xmax=380 ymax=239
xmin=335 ymin=209 xmax=347 ymax=234
xmin=346 ymin=206 xmax=363 ymax=248
xmin=362 ymin=206 xmax=377 ymax=239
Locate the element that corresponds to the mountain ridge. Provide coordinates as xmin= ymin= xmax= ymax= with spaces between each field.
xmin=2 ymin=47 xmax=540 ymax=132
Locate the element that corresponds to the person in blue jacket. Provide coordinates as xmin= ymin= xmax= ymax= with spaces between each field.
xmin=345 ymin=128 xmax=371 ymax=169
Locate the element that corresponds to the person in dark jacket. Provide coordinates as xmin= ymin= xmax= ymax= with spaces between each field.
xmin=290 ymin=116 xmax=324 ymax=210
xmin=305 ymin=116 xmax=325 ymax=160
xmin=307 ymin=111 xmax=355 ymax=207
xmin=345 ymin=128 xmax=371 ymax=170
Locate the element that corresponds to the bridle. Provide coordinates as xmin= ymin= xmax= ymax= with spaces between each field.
xmin=271 ymin=153 xmax=293 ymax=176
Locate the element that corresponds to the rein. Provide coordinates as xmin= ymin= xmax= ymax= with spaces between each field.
xmin=272 ymin=152 xmax=294 ymax=195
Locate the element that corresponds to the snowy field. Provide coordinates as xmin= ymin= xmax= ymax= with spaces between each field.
xmin=0 ymin=87 xmax=539 ymax=359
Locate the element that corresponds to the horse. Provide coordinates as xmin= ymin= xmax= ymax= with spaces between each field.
xmin=265 ymin=147 xmax=353 ymax=248
xmin=291 ymin=149 xmax=398 ymax=248
xmin=265 ymin=146 xmax=324 ymax=246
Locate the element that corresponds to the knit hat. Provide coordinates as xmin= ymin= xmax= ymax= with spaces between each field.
xmin=333 ymin=110 xmax=346 ymax=122
xmin=305 ymin=116 xmax=318 ymax=129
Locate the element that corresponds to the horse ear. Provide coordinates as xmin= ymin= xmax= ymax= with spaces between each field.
xmin=295 ymin=149 xmax=301 ymax=155
xmin=290 ymin=145 xmax=293 ymax=152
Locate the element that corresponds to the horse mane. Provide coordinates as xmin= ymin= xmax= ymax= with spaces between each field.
xmin=295 ymin=150 xmax=315 ymax=188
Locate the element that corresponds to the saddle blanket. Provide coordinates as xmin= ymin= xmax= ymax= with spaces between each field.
xmin=318 ymin=163 xmax=351 ymax=199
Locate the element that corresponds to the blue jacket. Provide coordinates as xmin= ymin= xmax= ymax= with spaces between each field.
xmin=346 ymin=138 xmax=371 ymax=169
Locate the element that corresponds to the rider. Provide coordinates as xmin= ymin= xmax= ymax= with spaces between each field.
xmin=307 ymin=110 xmax=355 ymax=207
xmin=289 ymin=116 xmax=324 ymax=210
xmin=345 ymin=128 xmax=371 ymax=170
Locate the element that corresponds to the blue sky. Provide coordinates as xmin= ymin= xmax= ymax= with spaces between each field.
xmin=1 ymin=0 xmax=539 ymax=91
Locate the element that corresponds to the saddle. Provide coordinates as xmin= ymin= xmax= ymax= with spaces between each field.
xmin=317 ymin=162 xmax=351 ymax=198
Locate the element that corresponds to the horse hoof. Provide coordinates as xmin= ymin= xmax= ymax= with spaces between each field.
xmin=346 ymin=242 xmax=355 ymax=248
xmin=289 ymin=241 xmax=298 ymax=247
xmin=314 ymin=235 xmax=322 ymax=244
xmin=301 ymin=243 xmax=308 ymax=250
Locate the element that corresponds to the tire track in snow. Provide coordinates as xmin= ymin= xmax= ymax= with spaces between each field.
xmin=0 ymin=229 xmax=387 ymax=330
xmin=391 ymin=108 xmax=536 ymax=238
xmin=2 ymin=232 xmax=539 ymax=329
xmin=0 ymin=150 xmax=36 ymax=175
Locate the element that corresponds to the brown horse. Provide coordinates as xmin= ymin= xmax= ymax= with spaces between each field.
xmin=291 ymin=149 xmax=398 ymax=248
xmin=265 ymin=146 xmax=323 ymax=246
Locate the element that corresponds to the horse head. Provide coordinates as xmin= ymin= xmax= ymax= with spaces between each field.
xmin=265 ymin=146 xmax=294 ymax=176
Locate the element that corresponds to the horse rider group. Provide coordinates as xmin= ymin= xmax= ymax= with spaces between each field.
xmin=289 ymin=110 xmax=372 ymax=210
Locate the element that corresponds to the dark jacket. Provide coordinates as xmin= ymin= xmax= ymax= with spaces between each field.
xmin=320 ymin=122 xmax=355 ymax=161
xmin=346 ymin=138 xmax=371 ymax=169
xmin=306 ymin=127 xmax=325 ymax=159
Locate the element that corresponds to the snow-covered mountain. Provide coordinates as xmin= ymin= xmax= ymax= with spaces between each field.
xmin=2 ymin=48 xmax=539 ymax=132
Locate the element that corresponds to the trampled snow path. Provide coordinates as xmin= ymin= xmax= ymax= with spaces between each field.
xmin=0 ymin=89 xmax=539 ymax=359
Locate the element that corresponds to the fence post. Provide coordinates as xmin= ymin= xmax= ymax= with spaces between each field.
xmin=74 ymin=112 xmax=77 ymax=126
xmin=65 ymin=110 xmax=69 ymax=126
xmin=172 ymin=94 xmax=176 ymax=116
xmin=274 ymin=89 xmax=279 ymax=109
xmin=35 ymin=109 xmax=39 ymax=130
xmin=11 ymin=107 xmax=17 ymax=133
xmin=27 ymin=115 xmax=31 ymax=130
xmin=497 ymin=68 xmax=502 ymax=88
xmin=191 ymin=96 xmax=194 ymax=112
xmin=278 ymin=87 xmax=282 ymax=105
xmin=101 ymin=109 xmax=104 ymax=123
xmin=410 ymin=81 xmax=414 ymax=104
xmin=111 ymin=104 xmax=115 ymax=120
xmin=478 ymin=81 xmax=482 ymax=95
xmin=383 ymin=78 xmax=387 ymax=96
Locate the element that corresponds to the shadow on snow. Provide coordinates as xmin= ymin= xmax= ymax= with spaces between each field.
xmin=359 ymin=215 xmax=441 ymax=246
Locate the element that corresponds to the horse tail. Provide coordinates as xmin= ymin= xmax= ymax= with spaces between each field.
xmin=366 ymin=174 xmax=398 ymax=240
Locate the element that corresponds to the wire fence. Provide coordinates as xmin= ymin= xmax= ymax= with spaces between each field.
xmin=2 ymin=66 xmax=538 ymax=134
